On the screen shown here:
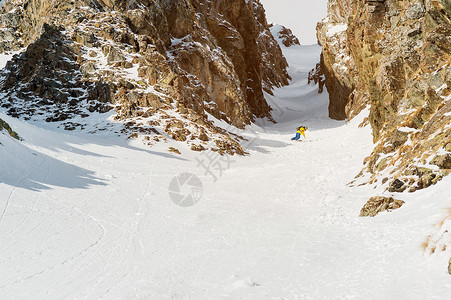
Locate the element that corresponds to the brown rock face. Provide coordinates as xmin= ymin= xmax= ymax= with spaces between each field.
xmin=318 ymin=0 xmax=451 ymax=191
xmin=0 ymin=0 xmax=290 ymax=152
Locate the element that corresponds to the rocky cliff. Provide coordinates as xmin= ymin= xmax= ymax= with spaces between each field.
xmin=0 ymin=0 xmax=290 ymax=154
xmin=317 ymin=0 xmax=450 ymax=192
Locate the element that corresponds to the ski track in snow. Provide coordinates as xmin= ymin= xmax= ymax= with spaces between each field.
xmin=1 ymin=45 xmax=451 ymax=299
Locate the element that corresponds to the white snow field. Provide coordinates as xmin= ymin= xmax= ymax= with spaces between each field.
xmin=1 ymin=43 xmax=451 ymax=299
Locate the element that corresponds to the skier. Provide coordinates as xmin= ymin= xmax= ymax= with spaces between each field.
xmin=291 ymin=126 xmax=307 ymax=141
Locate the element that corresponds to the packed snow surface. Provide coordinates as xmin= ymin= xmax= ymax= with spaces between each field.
xmin=1 ymin=43 xmax=451 ymax=299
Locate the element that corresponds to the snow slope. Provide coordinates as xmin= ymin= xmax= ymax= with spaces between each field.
xmin=1 ymin=43 xmax=451 ymax=299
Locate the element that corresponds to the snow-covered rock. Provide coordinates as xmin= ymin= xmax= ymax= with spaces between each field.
xmin=270 ymin=24 xmax=301 ymax=48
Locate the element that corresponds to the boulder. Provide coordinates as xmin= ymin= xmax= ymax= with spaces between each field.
xmin=198 ymin=132 xmax=209 ymax=142
xmin=81 ymin=61 xmax=97 ymax=74
xmin=191 ymin=144 xmax=206 ymax=152
xmin=169 ymin=147 xmax=181 ymax=155
xmin=107 ymin=47 xmax=125 ymax=64
xmin=171 ymin=129 xmax=191 ymax=142
xmin=0 ymin=118 xmax=20 ymax=140
xmin=431 ymin=154 xmax=451 ymax=169
xmin=389 ymin=130 xmax=409 ymax=149
xmin=360 ymin=196 xmax=405 ymax=217
xmin=388 ymin=179 xmax=407 ymax=193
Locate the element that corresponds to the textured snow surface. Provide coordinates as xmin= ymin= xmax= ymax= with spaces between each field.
xmin=1 ymin=44 xmax=451 ymax=299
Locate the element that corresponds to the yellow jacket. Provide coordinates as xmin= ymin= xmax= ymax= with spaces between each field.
xmin=297 ymin=128 xmax=306 ymax=138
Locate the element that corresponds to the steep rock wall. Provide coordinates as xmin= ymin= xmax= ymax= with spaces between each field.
xmin=318 ymin=0 xmax=451 ymax=192
xmin=0 ymin=0 xmax=290 ymax=154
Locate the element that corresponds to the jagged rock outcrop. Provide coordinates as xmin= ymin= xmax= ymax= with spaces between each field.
xmin=270 ymin=24 xmax=301 ymax=47
xmin=1 ymin=24 xmax=113 ymax=125
xmin=318 ymin=0 xmax=451 ymax=191
xmin=0 ymin=0 xmax=290 ymax=154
